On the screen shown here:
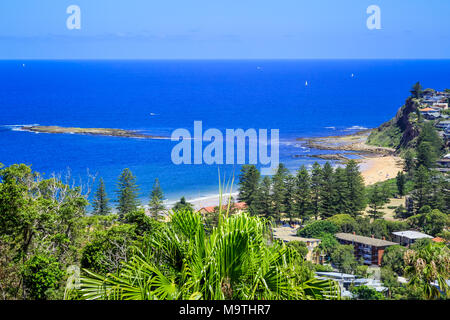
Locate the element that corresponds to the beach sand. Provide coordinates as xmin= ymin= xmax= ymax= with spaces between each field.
xmin=165 ymin=192 xmax=239 ymax=211
xmin=359 ymin=156 xmax=404 ymax=186
xmin=167 ymin=155 xmax=403 ymax=211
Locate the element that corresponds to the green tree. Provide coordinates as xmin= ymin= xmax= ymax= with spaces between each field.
xmin=253 ymin=176 xmax=273 ymax=219
xmin=294 ymin=165 xmax=312 ymax=222
xmin=283 ymin=175 xmax=296 ymax=223
xmin=237 ymin=165 xmax=260 ymax=211
xmin=297 ymin=220 xmax=339 ymax=238
xmin=22 ymin=254 xmax=64 ymax=300
xmin=327 ymin=214 xmax=357 ymax=233
xmin=396 ymin=171 xmax=406 ymax=197
xmin=319 ymin=162 xmax=335 ymax=219
xmin=403 ymin=150 xmax=415 ymax=175
xmin=344 ymin=160 xmax=366 ymax=217
xmin=271 ymin=164 xmax=289 ymax=221
xmin=0 ymin=164 xmax=88 ymax=299
xmin=379 ymin=183 xmax=390 ymax=203
xmin=148 ymin=178 xmax=165 ymax=220
xmin=410 ymin=81 xmax=423 ymax=99
xmin=416 ymin=122 xmax=443 ymax=169
xmin=416 ymin=142 xmax=438 ymax=169
xmin=172 ymin=196 xmax=194 ymax=212
xmin=404 ymin=242 xmax=450 ymax=299
xmin=310 ymin=162 xmax=323 ymax=220
xmin=92 ymin=178 xmax=110 ymax=215
xmin=77 ymin=210 xmax=340 ymax=300
xmin=81 ymin=224 xmax=138 ymax=275
xmin=330 ymin=244 xmax=358 ymax=274
xmin=116 ymin=168 xmax=140 ymax=219
xmin=367 ymin=185 xmax=385 ymax=220
xmin=412 ymin=165 xmax=431 ymax=213
xmin=419 ymin=209 xmax=448 ymax=236
xmin=381 ymin=245 xmax=407 ymax=275
xmin=287 ymin=241 xmax=309 ymax=259
xmin=333 ymin=167 xmax=349 ymax=215
xmin=350 ymin=285 xmax=384 ymax=300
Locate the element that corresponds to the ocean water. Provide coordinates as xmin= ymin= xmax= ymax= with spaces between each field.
xmin=1 ymin=60 xmax=449 ymax=204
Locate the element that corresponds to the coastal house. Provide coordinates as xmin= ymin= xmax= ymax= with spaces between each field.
xmin=197 ymin=202 xmax=248 ymax=215
xmin=315 ymin=272 xmax=387 ymax=298
xmin=422 ymin=95 xmax=445 ymax=105
xmin=437 ymin=158 xmax=450 ymax=168
xmin=436 ymin=120 xmax=450 ymax=130
xmin=432 ymin=237 xmax=447 ymax=244
xmin=432 ymin=102 xmax=448 ymax=110
xmin=419 ymin=107 xmax=440 ymax=120
xmin=335 ymin=233 xmax=396 ymax=266
xmin=391 ymin=231 xmax=433 ymax=247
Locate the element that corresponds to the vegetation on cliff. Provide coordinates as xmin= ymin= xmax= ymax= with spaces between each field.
xmin=367 ymin=97 xmax=421 ymax=152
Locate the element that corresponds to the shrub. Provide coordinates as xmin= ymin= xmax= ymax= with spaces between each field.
xmin=351 ymin=285 xmax=385 ymax=300
xmin=22 ymin=255 xmax=64 ymax=300
xmin=287 ymin=241 xmax=309 ymax=259
xmin=297 ymin=220 xmax=339 ymax=238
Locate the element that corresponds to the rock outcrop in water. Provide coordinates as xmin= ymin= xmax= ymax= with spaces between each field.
xmin=20 ymin=125 xmax=169 ymax=140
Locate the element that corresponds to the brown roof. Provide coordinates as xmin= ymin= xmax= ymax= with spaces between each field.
xmin=420 ymin=107 xmax=437 ymax=112
xmin=233 ymin=202 xmax=248 ymax=210
xmin=335 ymin=233 xmax=397 ymax=247
xmin=198 ymin=202 xmax=248 ymax=214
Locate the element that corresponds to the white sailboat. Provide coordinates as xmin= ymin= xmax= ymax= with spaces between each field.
xmin=305 ymin=81 xmax=308 ymax=87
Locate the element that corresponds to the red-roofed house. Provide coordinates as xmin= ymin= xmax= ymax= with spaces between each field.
xmin=432 ymin=237 xmax=446 ymax=243
xmin=198 ymin=202 xmax=248 ymax=215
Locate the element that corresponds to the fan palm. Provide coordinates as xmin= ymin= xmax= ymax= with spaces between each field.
xmin=73 ymin=174 xmax=340 ymax=300
xmin=74 ymin=208 xmax=339 ymax=300
xmin=404 ymin=242 xmax=450 ymax=299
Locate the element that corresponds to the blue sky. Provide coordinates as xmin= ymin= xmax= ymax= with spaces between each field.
xmin=0 ymin=0 xmax=449 ymax=59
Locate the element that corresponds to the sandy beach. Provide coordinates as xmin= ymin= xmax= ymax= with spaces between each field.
xmin=161 ymin=131 xmax=404 ymax=212
xmin=298 ymin=129 xmax=403 ymax=186
xmin=165 ymin=192 xmax=240 ymax=211
xmin=359 ymin=156 xmax=404 ymax=186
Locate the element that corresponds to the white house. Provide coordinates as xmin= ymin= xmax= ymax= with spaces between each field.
xmin=392 ymin=231 xmax=433 ymax=246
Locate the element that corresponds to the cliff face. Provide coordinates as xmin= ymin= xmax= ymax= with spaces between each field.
xmin=367 ymin=97 xmax=420 ymax=152
xmin=397 ymin=98 xmax=421 ymax=149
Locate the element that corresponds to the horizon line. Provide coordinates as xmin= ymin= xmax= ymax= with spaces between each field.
xmin=1 ymin=58 xmax=450 ymax=61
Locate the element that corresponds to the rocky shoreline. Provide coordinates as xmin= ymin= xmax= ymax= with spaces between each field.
xmin=20 ymin=125 xmax=169 ymax=140
xmin=295 ymin=129 xmax=396 ymax=161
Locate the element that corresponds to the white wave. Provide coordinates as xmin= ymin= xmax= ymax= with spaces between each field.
xmin=325 ymin=126 xmax=336 ymax=130
xmin=1 ymin=124 xmax=40 ymax=132
xmin=345 ymin=125 xmax=368 ymax=131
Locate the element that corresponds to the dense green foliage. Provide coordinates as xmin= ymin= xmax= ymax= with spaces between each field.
xmin=350 ymin=285 xmax=385 ymax=300
xmin=172 ymin=196 xmax=194 ymax=212
xmin=237 ymin=160 xmax=366 ymax=223
xmin=297 ymin=220 xmax=339 ymax=238
xmin=116 ymin=168 xmax=140 ymax=219
xmin=0 ymin=164 xmax=88 ymax=299
xmin=75 ymin=210 xmax=340 ymax=300
xmin=148 ymin=178 xmax=165 ymax=219
xmin=92 ymin=178 xmax=110 ymax=215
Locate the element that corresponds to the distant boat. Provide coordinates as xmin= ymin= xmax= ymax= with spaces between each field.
xmin=351 ymin=73 xmax=354 ymax=78
xmin=22 ymin=64 xmax=26 ymax=68
xmin=305 ymin=81 xmax=308 ymax=87
xmin=150 ymin=113 xmax=158 ymax=116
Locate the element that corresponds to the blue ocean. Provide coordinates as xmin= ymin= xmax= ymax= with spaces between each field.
xmin=1 ymin=60 xmax=449 ymax=204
